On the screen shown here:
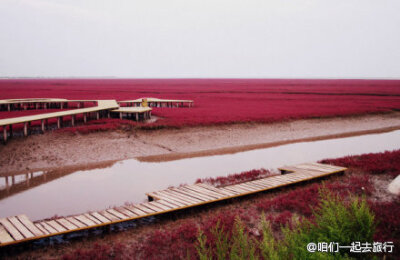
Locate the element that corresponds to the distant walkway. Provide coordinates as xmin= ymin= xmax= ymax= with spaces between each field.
xmin=0 ymin=97 xmax=193 ymax=143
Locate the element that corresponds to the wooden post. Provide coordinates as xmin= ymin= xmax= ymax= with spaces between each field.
xmin=96 ymin=112 xmax=100 ymax=120
xmin=107 ymin=111 xmax=110 ymax=118
xmin=3 ymin=127 xmax=7 ymax=143
xmin=7 ymin=104 xmax=10 ymax=111
xmin=120 ymin=112 xmax=123 ymax=119
xmin=71 ymin=115 xmax=75 ymax=126
xmin=149 ymin=111 xmax=151 ymax=118
xmin=44 ymin=103 xmax=47 ymax=109
xmin=135 ymin=113 xmax=139 ymax=121
xmin=77 ymin=103 xmax=80 ymax=108
xmin=41 ymin=120 xmax=45 ymax=133
xmin=83 ymin=113 xmax=87 ymax=123
xmin=23 ymin=122 xmax=28 ymax=136
xmin=57 ymin=117 xmax=61 ymax=129
xmin=61 ymin=102 xmax=64 ymax=109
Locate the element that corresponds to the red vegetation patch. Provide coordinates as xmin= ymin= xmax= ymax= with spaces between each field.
xmin=257 ymin=174 xmax=374 ymax=217
xmin=321 ymin=150 xmax=400 ymax=178
xmin=62 ymin=242 xmax=128 ymax=260
xmin=1 ymin=79 xmax=400 ymax=128
xmin=195 ymin=168 xmax=276 ymax=187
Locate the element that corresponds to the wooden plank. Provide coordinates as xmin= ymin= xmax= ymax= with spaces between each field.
xmin=304 ymin=163 xmax=334 ymax=173
xmin=237 ymin=183 xmax=260 ymax=192
xmin=248 ymin=180 xmax=273 ymax=189
xmin=163 ymin=190 xmax=202 ymax=204
xmin=182 ymin=186 xmax=223 ymax=199
xmin=56 ymin=218 xmax=78 ymax=230
xmin=74 ymin=215 xmax=96 ymax=226
xmin=165 ymin=191 xmax=201 ymax=204
xmin=113 ymin=207 xmax=138 ymax=218
xmin=312 ymin=162 xmax=345 ymax=171
xmin=123 ymin=206 xmax=148 ymax=216
xmin=222 ymin=186 xmax=247 ymax=194
xmin=65 ymin=217 xmax=87 ymax=228
xmin=179 ymin=187 xmax=218 ymax=201
xmin=0 ymin=218 xmax=24 ymax=241
xmin=84 ymin=214 xmax=102 ymax=225
xmin=194 ymin=183 xmax=233 ymax=196
xmin=308 ymin=163 xmax=338 ymax=171
xmin=230 ymin=183 xmax=258 ymax=191
xmin=240 ymin=181 xmax=266 ymax=189
xmin=16 ymin=215 xmax=44 ymax=237
xmin=231 ymin=183 xmax=256 ymax=192
xmin=0 ymin=225 xmax=14 ymax=244
xmin=8 ymin=216 xmax=34 ymax=239
xmin=148 ymin=201 xmax=171 ymax=211
xmin=171 ymin=188 xmax=211 ymax=202
xmin=90 ymin=212 xmax=111 ymax=223
xmin=153 ymin=192 xmax=192 ymax=206
xmin=219 ymin=187 xmax=242 ymax=195
xmin=295 ymin=166 xmax=330 ymax=174
xmin=253 ymin=178 xmax=283 ymax=185
xmin=134 ymin=204 xmax=157 ymax=214
xmin=156 ymin=199 xmax=181 ymax=209
xmin=39 ymin=221 xmax=58 ymax=234
xmin=34 ymin=223 xmax=50 ymax=235
xmin=282 ymin=175 xmax=307 ymax=182
xmin=183 ymin=185 xmax=225 ymax=199
xmin=98 ymin=210 xmax=120 ymax=222
xmin=46 ymin=220 xmax=67 ymax=233
xmin=107 ymin=209 xmax=127 ymax=220
xmin=153 ymin=195 xmax=187 ymax=207
xmin=240 ymin=183 xmax=264 ymax=190
xmin=225 ymin=185 xmax=253 ymax=193
xmin=141 ymin=202 xmax=164 ymax=212
xmin=196 ymin=183 xmax=237 ymax=196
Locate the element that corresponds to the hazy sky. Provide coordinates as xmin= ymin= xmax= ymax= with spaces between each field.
xmin=0 ymin=0 xmax=399 ymax=78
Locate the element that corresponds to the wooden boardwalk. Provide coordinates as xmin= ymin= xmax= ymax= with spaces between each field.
xmin=119 ymin=98 xmax=194 ymax=108
xmin=0 ymin=162 xmax=346 ymax=247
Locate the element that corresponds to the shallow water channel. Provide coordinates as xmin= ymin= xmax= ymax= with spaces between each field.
xmin=1 ymin=130 xmax=400 ymax=220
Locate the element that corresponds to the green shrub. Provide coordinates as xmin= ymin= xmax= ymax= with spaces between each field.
xmin=196 ymin=188 xmax=376 ymax=260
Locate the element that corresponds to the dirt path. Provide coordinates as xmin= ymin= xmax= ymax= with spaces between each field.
xmin=1 ymin=112 xmax=400 ymax=175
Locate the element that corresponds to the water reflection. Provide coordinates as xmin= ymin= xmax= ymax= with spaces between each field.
xmin=0 ymin=130 xmax=399 ymax=220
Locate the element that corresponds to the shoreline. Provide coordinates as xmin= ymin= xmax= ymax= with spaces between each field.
xmin=1 ymin=112 xmax=400 ymax=176
xmin=137 ymin=125 xmax=400 ymax=162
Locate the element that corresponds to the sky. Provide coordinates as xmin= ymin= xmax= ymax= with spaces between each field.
xmin=0 ymin=0 xmax=399 ymax=78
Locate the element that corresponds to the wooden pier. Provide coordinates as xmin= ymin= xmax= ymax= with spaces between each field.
xmin=119 ymin=98 xmax=194 ymax=108
xmin=0 ymin=162 xmax=346 ymax=247
xmin=0 ymin=97 xmax=194 ymax=143
xmin=0 ymin=100 xmax=119 ymax=143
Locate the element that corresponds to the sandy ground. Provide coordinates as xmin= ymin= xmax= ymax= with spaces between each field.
xmin=1 ymin=112 xmax=400 ymax=175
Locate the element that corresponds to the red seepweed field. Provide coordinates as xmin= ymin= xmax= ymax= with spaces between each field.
xmin=1 ymin=78 xmax=400 ymax=128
